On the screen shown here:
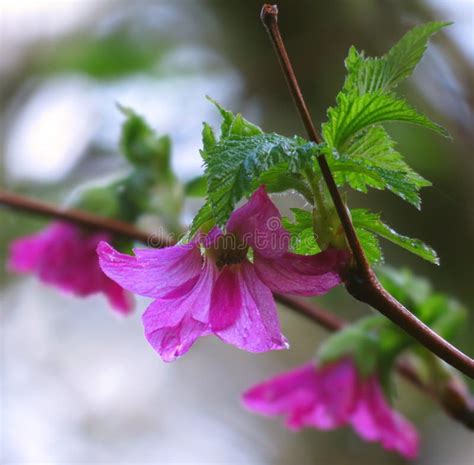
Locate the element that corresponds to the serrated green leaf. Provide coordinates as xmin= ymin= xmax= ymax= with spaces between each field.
xmin=334 ymin=157 xmax=425 ymax=207
xmin=229 ymin=113 xmax=263 ymax=137
xmin=321 ymin=23 xmax=449 ymax=210
xmin=206 ymin=96 xmax=262 ymax=138
xmin=343 ymin=23 xmax=450 ymax=96
xmin=200 ymin=122 xmax=216 ymax=159
xmin=292 ymin=227 xmax=321 ymax=255
xmin=283 ymin=209 xmax=321 ymax=255
xmin=330 ymin=126 xmax=430 ymax=208
xmin=352 ymin=208 xmax=439 ymax=264
xmin=355 ymin=227 xmax=383 ymax=264
xmin=385 ymin=22 xmax=451 ymax=89
xmin=205 ymin=133 xmax=316 ymax=225
xmin=206 ymin=96 xmax=235 ymax=138
xmin=196 ymin=99 xmax=316 ymax=226
xmin=323 ymin=91 xmax=447 ymax=151
xmin=190 ymin=202 xmax=215 ymax=235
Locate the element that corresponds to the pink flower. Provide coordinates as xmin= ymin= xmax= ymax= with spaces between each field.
xmin=8 ymin=222 xmax=133 ymax=315
xmin=98 ymin=186 xmax=348 ymax=361
xmin=242 ymin=358 xmax=419 ymax=459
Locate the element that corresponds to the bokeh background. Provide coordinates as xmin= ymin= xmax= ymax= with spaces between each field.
xmin=0 ymin=0 xmax=473 ymax=463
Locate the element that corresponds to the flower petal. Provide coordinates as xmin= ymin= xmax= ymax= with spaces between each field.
xmin=351 ymin=376 xmax=419 ymax=459
xmin=97 ymin=241 xmax=202 ymax=299
xmin=102 ymin=279 xmax=134 ymax=315
xmin=8 ymin=222 xmax=134 ymax=314
xmin=226 ymin=185 xmax=290 ymax=258
xmin=8 ymin=234 xmax=48 ymax=273
xmin=7 ymin=222 xmax=76 ymax=274
xmin=304 ymin=359 xmax=358 ymax=430
xmin=142 ymin=260 xmax=217 ymax=362
xmin=254 ymin=249 xmax=348 ymax=296
xmin=242 ymin=363 xmax=319 ymax=431
xmin=210 ymin=261 xmax=288 ymax=352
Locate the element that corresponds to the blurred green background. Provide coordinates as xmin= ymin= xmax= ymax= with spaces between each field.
xmin=0 ymin=1 xmax=473 ymax=463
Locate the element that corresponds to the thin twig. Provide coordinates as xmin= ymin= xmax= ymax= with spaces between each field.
xmin=260 ymin=3 xmax=474 ymax=378
xmin=0 ymin=190 xmax=172 ymax=247
xmin=1 ymin=189 xmax=472 ymax=428
xmin=275 ymin=294 xmax=344 ymax=332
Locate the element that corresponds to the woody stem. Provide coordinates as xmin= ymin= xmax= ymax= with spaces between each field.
xmin=260 ymin=3 xmax=474 ymax=378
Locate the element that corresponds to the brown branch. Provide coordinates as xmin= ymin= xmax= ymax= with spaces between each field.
xmin=1 ymin=189 xmax=472 ymax=428
xmin=0 ymin=190 xmax=172 ymax=248
xmin=260 ymin=4 xmax=474 ymax=379
xmin=275 ymin=294 xmax=344 ymax=332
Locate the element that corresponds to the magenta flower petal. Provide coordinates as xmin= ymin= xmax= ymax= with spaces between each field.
xmin=97 ymin=241 xmax=203 ymax=299
xmin=254 ymin=249 xmax=348 ymax=296
xmin=305 ymin=359 xmax=358 ymax=430
xmin=242 ymin=358 xmax=419 ymax=459
xmin=226 ymin=186 xmax=290 ymax=258
xmin=102 ymin=279 xmax=134 ymax=315
xmin=207 ymin=266 xmax=241 ymax=331
xmin=242 ymin=363 xmax=319 ymax=431
xmin=351 ymin=376 xmax=419 ymax=459
xmin=143 ymin=310 xmax=210 ymax=362
xmin=8 ymin=233 xmax=49 ymax=272
xmin=142 ymin=260 xmax=217 ymax=362
xmin=8 ymin=222 xmax=133 ymax=315
xmin=210 ymin=261 xmax=288 ymax=352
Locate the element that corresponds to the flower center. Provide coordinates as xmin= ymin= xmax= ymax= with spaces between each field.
xmin=207 ymin=233 xmax=248 ymax=269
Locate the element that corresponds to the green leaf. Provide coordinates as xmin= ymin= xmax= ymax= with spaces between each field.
xmin=45 ymin=32 xmax=167 ymax=79
xmin=428 ymin=298 xmax=467 ymax=342
xmin=282 ymin=208 xmax=321 ymax=255
xmin=351 ymin=208 xmax=439 ymax=264
xmin=321 ymin=23 xmax=450 ymax=211
xmin=193 ymin=99 xmax=317 ymax=228
xmin=114 ymin=170 xmax=157 ymax=223
xmin=76 ymin=186 xmax=121 ymax=218
xmin=292 ymin=227 xmax=321 ymax=255
xmin=255 ymin=165 xmax=313 ymax=202
xmin=206 ymin=96 xmax=262 ymax=138
xmin=205 ymin=133 xmax=316 ymax=226
xmin=323 ymin=91 xmax=447 ymax=151
xmin=377 ymin=266 xmax=467 ymax=341
xmin=331 ymin=126 xmax=430 ymax=208
xmin=190 ymin=202 xmax=215 ymax=235
xmin=355 ymin=227 xmax=383 ymax=264
xmin=377 ymin=266 xmax=431 ymax=307
xmin=290 ymin=208 xmax=313 ymax=228
xmin=206 ymin=96 xmax=235 ymax=137
xmin=318 ymin=317 xmax=384 ymax=376
xmin=384 ymin=22 xmax=451 ymax=89
xmin=343 ymin=23 xmax=450 ymax=95
xmin=200 ymin=122 xmax=216 ymax=159
xmin=118 ymin=104 xmax=172 ymax=175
